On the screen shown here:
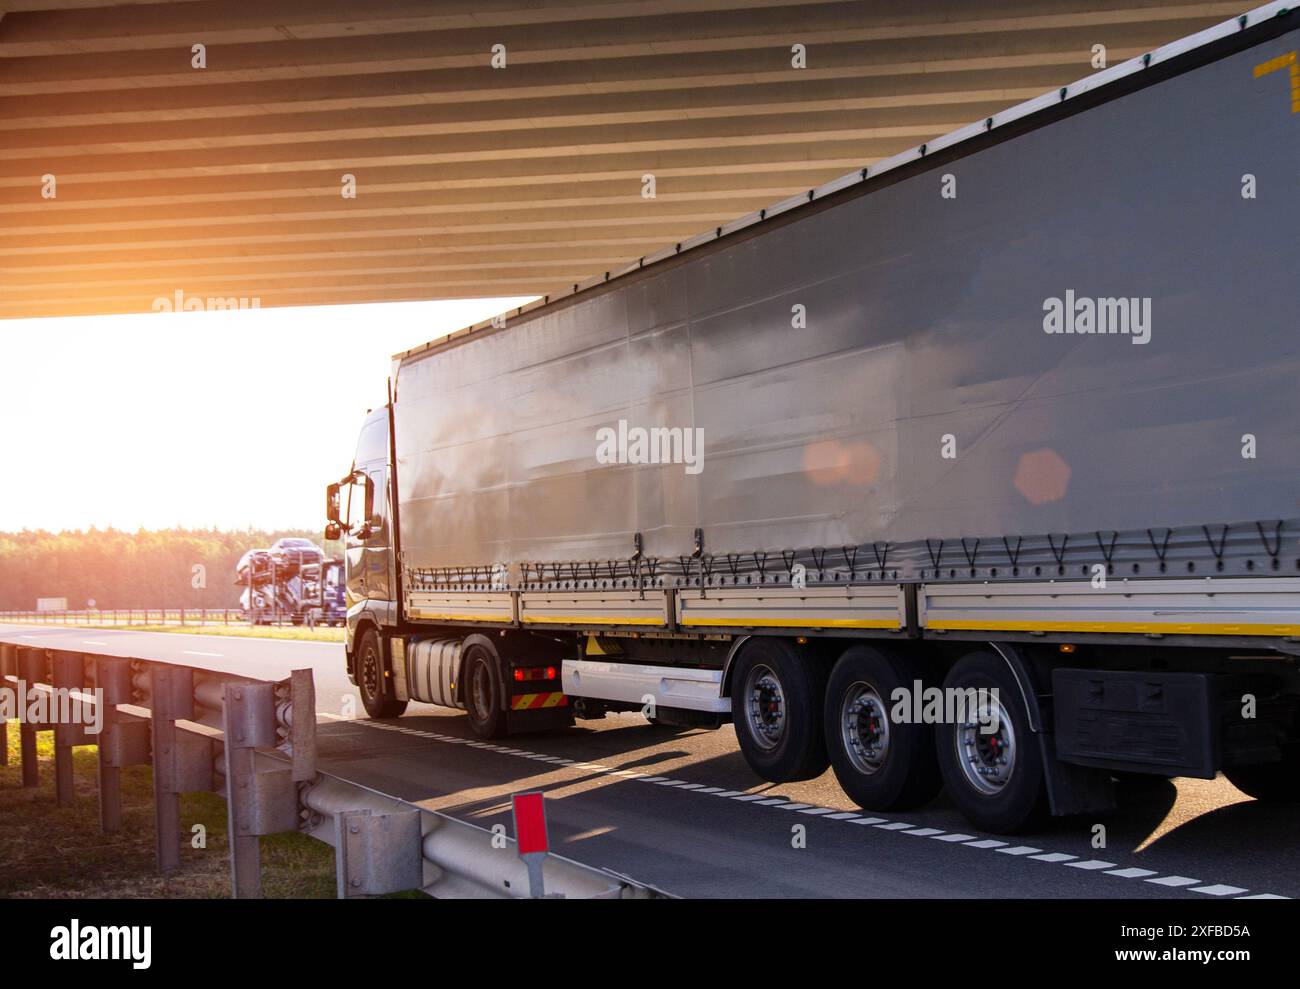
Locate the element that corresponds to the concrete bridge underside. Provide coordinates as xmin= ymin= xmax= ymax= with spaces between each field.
xmin=0 ymin=0 xmax=1247 ymax=318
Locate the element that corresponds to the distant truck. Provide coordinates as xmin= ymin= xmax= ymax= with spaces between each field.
xmin=237 ymin=539 xmax=345 ymax=627
xmin=326 ymin=5 xmax=1300 ymax=833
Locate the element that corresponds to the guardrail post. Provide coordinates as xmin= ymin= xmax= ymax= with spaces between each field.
xmin=51 ymin=650 xmax=86 ymax=807
xmin=95 ymin=656 xmax=139 ymax=832
xmin=0 ymin=643 xmax=14 ymax=767
xmin=334 ymin=807 xmax=424 ymax=898
xmin=18 ymin=647 xmax=47 ymax=788
xmin=221 ymin=682 xmax=278 ymax=898
xmin=150 ymin=664 xmax=194 ymax=872
xmin=289 ymin=669 xmax=316 ymax=780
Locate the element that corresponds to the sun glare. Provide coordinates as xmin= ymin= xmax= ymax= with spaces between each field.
xmin=0 ymin=298 xmax=535 ymax=532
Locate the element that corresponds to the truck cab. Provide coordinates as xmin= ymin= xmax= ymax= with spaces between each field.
xmin=327 ymin=407 xmax=397 ymax=691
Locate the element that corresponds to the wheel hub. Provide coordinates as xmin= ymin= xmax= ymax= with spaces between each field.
xmin=745 ymin=665 xmax=786 ymax=751
xmin=954 ymin=694 xmax=1016 ymax=796
xmin=471 ymin=660 xmax=492 ymax=718
xmin=361 ymin=647 xmax=379 ymax=699
xmin=841 ymin=683 xmax=890 ymax=775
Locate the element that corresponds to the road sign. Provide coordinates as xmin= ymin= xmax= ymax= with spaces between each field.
xmin=512 ymin=791 xmax=550 ymax=897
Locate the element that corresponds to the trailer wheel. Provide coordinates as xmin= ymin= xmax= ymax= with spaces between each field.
xmin=730 ymin=638 xmax=829 ymax=782
xmin=357 ymin=628 xmax=407 ymax=719
xmin=825 ymin=646 xmax=941 ymax=811
xmin=935 ymin=651 xmax=1046 ymax=833
xmin=463 ymin=642 xmax=507 ymax=739
xmin=1224 ymin=746 xmax=1300 ymax=803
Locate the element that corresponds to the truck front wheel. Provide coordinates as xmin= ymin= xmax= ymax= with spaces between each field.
xmin=357 ymin=628 xmax=408 ymax=719
xmin=934 ymin=651 xmax=1046 ymax=833
xmin=730 ymin=638 xmax=829 ymax=782
xmin=824 ymin=646 xmax=941 ymax=811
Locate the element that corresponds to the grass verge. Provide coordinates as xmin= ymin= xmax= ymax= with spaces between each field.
xmin=0 ymin=721 xmax=337 ymax=898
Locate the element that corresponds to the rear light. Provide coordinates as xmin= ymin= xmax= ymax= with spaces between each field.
xmin=513 ymin=665 xmax=559 ymax=682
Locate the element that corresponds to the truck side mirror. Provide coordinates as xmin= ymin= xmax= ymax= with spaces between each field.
xmin=324 ymin=522 xmax=342 ymax=541
xmin=326 ymin=482 xmax=342 ymax=525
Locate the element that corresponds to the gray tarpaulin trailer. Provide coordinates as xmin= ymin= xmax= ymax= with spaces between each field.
xmin=329 ymin=2 xmax=1300 ymax=833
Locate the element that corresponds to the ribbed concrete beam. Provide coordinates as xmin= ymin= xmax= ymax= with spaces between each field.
xmin=0 ymin=0 xmax=1246 ymax=319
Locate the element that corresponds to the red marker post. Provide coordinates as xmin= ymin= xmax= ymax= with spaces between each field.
xmin=511 ymin=791 xmax=550 ymax=898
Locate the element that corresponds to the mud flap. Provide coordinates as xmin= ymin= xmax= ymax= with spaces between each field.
xmin=1038 ymin=732 xmax=1117 ymax=817
xmin=506 ymin=705 xmax=574 ymax=734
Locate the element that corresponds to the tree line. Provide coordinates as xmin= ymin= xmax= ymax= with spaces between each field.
xmin=0 ymin=527 xmax=344 ymax=611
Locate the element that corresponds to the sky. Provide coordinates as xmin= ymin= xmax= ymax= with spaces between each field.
xmin=0 ymin=298 xmax=535 ymax=533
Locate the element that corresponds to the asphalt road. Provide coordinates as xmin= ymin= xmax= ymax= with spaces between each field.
xmin=2 ymin=623 xmax=1295 ymax=899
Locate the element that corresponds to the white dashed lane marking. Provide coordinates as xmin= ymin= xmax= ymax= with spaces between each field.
xmin=1191 ymin=884 xmax=1247 ymax=896
xmin=336 ymin=717 xmax=1283 ymax=899
xmin=1146 ymin=875 xmax=1201 ymax=888
xmin=1106 ymin=867 xmax=1157 ymax=879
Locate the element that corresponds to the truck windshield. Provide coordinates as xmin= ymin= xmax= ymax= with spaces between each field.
xmin=355 ymin=413 xmax=388 ymax=466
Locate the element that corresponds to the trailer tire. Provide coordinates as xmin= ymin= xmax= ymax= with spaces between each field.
xmin=730 ymin=638 xmax=829 ymax=783
xmin=1224 ymin=747 xmax=1300 ymax=803
xmin=935 ymin=651 xmax=1047 ymax=834
xmin=825 ymin=646 xmax=941 ymax=811
xmin=357 ymin=628 xmax=407 ymax=719
xmin=463 ymin=641 xmax=507 ymax=739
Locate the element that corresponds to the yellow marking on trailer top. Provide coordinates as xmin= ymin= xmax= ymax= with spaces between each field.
xmin=925 ymin=619 xmax=1300 ymax=636
xmin=1254 ymin=50 xmax=1299 ymax=112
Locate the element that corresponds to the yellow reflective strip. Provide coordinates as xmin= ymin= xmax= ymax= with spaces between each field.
xmin=679 ymin=616 xmax=900 ymax=629
xmin=511 ymin=693 xmax=537 ymax=710
xmin=409 ymin=610 xmax=509 ymax=622
xmin=521 ymin=614 xmax=664 ymax=625
xmin=542 ymin=693 xmax=565 ymax=708
xmin=925 ymin=619 xmax=1300 ymax=636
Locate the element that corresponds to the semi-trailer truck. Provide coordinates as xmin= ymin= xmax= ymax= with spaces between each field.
xmin=326 ymin=2 xmax=1300 ymax=833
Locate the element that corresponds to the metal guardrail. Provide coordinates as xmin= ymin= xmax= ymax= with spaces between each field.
xmin=0 ymin=636 xmax=665 ymax=899
xmin=295 ymin=768 xmax=667 ymax=899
